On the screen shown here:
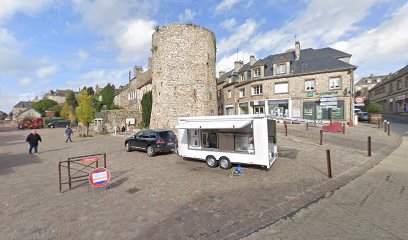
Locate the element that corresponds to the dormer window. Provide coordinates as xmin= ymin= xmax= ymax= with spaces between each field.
xmin=241 ymin=73 xmax=245 ymax=82
xmin=277 ymin=64 xmax=286 ymax=74
xmin=228 ymin=77 xmax=232 ymax=84
xmin=253 ymin=68 xmax=261 ymax=78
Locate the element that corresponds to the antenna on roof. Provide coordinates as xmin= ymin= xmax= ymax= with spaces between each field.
xmin=236 ymin=48 xmax=239 ymax=61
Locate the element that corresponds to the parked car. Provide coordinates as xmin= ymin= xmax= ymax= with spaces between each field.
xmin=48 ymin=120 xmax=71 ymax=128
xmin=354 ymin=108 xmax=362 ymax=114
xmin=125 ymin=129 xmax=177 ymax=157
xmin=357 ymin=112 xmax=369 ymax=121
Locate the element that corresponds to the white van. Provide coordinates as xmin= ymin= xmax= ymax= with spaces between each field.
xmin=175 ymin=115 xmax=278 ymax=169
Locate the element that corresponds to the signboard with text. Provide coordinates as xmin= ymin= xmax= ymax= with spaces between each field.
xmin=89 ymin=168 xmax=111 ymax=188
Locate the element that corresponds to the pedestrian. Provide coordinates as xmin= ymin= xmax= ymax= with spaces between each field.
xmin=65 ymin=125 xmax=73 ymax=143
xmin=26 ymin=130 xmax=42 ymax=154
xmin=121 ymin=126 xmax=126 ymax=132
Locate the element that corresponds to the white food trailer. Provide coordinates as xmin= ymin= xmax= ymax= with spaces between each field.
xmin=175 ymin=114 xmax=278 ymax=169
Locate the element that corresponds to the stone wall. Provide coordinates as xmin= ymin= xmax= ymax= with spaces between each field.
xmin=150 ymin=24 xmax=217 ymax=129
xmin=100 ymin=109 xmax=141 ymax=133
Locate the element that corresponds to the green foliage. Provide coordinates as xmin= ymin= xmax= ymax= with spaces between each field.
xmin=76 ymin=91 xmax=95 ymax=134
xmin=60 ymin=103 xmax=72 ymax=119
xmin=86 ymin=87 xmax=95 ymax=96
xmin=65 ymin=90 xmax=77 ymax=108
xmin=367 ymin=103 xmax=382 ymax=113
xmin=101 ymin=84 xmax=115 ymax=109
xmin=33 ymin=99 xmax=58 ymax=116
xmin=141 ymin=91 xmax=152 ymax=128
xmin=50 ymin=105 xmax=62 ymax=117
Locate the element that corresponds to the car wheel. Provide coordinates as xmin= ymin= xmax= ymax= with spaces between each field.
xmin=125 ymin=142 xmax=132 ymax=152
xmin=219 ymin=157 xmax=232 ymax=169
xmin=206 ymin=155 xmax=219 ymax=168
xmin=51 ymin=126 xmax=54 ymax=128
xmin=147 ymin=145 xmax=155 ymax=157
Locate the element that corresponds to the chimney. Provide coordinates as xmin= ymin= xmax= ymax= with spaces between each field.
xmin=219 ymin=71 xmax=226 ymax=77
xmin=128 ymin=70 xmax=131 ymax=83
xmin=250 ymin=55 xmax=256 ymax=66
xmin=295 ymin=41 xmax=300 ymax=60
xmin=234 ymin=61 xmax=243 ymax=72
xmin=133 ymin=66 xmax=143 ymax=78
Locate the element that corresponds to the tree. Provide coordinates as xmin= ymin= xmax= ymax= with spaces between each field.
xmin=86 ymin=87 xmax=95 ymax=96
xmin=33 ymin=99 xmax=58 ymax=116
xmin=50 ymin=105 xmax=62 ymax=117
xmin=76 ymin=91 xmax=95 ymax=136
xmin=65 ymin=90 xmax=77 ymax=108
xmin=367 ymin=103 xmax=382 ymax=113
xmin=141 ymin=91 xmax=152 ymax=128
xmin=60 ymin=103 xmax=72 ymax=119
xmin=101 ymin=84 xmax=116 ymax=109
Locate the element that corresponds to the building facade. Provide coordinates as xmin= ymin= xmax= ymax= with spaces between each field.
xmin=368 ymin=65 xmax=408 ymax=115
xmin=12 ymin=101 xmax=33 ymax=120
xmin=217 ymin=42 xmax=357 ymax=122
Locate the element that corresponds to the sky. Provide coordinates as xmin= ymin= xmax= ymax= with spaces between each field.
xmin=1 ymin=0 xmax=408 ymax=113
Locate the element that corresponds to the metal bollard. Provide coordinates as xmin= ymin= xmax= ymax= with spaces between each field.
xmin=326 ymin=149 xmax=332 ymax=178
xmin=368 ymin=136 xmax=371 ymax=157
xmin=387 ymin=122 xmax=391 ymax=136
xmin=306 ymin=122 xmax=309 ymax=131
xmin=342 ymin=123 xmax=345 ymax=134
xmin=384 ymin=120 xmax=387 ymax=133
xmin=285 ymin=124 xmax=288 ymax=137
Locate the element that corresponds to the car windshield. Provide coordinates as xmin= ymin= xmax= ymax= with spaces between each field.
xmin=158 ymin=131 xmax=176 ymax=140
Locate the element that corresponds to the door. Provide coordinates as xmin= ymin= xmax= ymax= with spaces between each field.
xmin=133 ymin=131 xmax=144 ymax=149
xmin=140 ymin=130 xmax=153 ymax=149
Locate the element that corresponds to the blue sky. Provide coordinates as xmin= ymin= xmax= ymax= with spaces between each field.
xmin=1 ymin=0 xmax=408 ymax=112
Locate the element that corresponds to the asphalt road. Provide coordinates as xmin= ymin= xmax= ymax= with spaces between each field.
xmin=383 ymin=115 xmax=408 ymax=136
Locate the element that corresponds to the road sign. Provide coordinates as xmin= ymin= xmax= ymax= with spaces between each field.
xmin=354 ymin=96 xmax=365 ymax=104
xmin=89 ymin=168 xmax=111 ymax=188
xmin=82 ymin=156 xmax=100 ymax=164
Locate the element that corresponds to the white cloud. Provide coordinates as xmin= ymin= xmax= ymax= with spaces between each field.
xmin=179 ymin=9 xmax=197 ymax=23
xmin=216 ymin=51 xmax=254 ymax=74
xmin=220 ymin=18 xmax=237 ymax=30
xmin=0 ymin=87 xmax=38 ymax=112
xmin=18 ymin=77 xmax=32 ymax=87
xmin=75 ymin=49 xmax=89 ymax=62
xmin=218 ymin=19 xmax=258 ymax=54
xmin=65 ymin=69 xmax=129 ymax=90
xmin=215 ymin=0 xmax=241 ymax=14
xmin=0 ymin=27 xmax=22 ymax=75
xmin=36 ymin=65 xmax=58 ymax=79
xmin=0 ymin=0 xmax=53 ymax=23
xmin=72 ymin=0 xmax=158 ymax=63
xmin=331 ymin=3 xmax=408 ymax=73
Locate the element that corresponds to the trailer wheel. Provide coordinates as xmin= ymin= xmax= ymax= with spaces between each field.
xmin=206 ymin=155 xmax=219 ymax=168
xmin=219 ymin=157 xmax=232 ymax=169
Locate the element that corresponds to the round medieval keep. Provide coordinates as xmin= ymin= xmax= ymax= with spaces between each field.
xmin=150 ymin=24 xmax=217 ymax=129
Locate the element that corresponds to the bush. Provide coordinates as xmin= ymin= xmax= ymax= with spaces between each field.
xmin=367 ymin=103 xmax=382 ymax=113
xmin=141 ymin=91 xmax=152 ymax=128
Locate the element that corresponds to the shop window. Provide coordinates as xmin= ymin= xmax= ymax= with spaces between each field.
xmin=201 ymin=130 xmax=218 ymax=148
xmin=303 ymin=101 xmax=345 ymax=120
xmin=329 ymin=77 xmax=341 ymax=89
xmin=305 ymin=80 xmax=315 ymax=91
xmin=253 ymin=106 xmax=264 ymax=114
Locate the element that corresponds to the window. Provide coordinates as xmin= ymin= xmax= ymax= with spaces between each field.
xmin=252 ymin=85 xmax=263 ymax=95
xmin=217 ymin=90 xmax=221 ymax=99
xmin=389 ymin=83 xmax=393 ymax=92
xmin=241 ymin=74 xmax=245 ymax=82
xmin=253 ymin=106 xmax=264 ymax=114
xmin=305 ymin=80 xmax=315 ymax=91
xmin=239 ymin=88 xmax=245 ymax=98
xmin=397 ymin=80 xmax=402 ymax=90
xmin=405 ymin=76 xmax=408 ymax=88
xmin=277 ymin=64 xmax=286 ymax=74
xmin=227 ymin=90 xmax=232 ymax=99
xmin=329 ymin=77 xmax=341 ymax=89
xmin=228 ymin=77 xmax=232 ymax=84
xmin=274 ymin=82 xmax=289 ymax=94
xmin=253 ymin=68 xmax=261 ymax=78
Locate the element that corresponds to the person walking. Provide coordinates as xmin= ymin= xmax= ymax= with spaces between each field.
xmin=65 ymin=125 xmax=73 ymax=143
xmin=26 ymin=130 xmax=42 ymax=154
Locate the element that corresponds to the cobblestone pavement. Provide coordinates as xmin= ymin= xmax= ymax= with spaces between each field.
xmin=0 ymin=122 xmax=401 ymax=240
xmin=243 ymin=136 xmax=408 ymax=240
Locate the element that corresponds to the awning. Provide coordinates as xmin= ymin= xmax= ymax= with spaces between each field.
xmin=175 ymin=120 xmax=252 ymax=129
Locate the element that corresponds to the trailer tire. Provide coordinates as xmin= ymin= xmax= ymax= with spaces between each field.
xmin=219 ymin=157 xmax=232 ymax=169
xmin=206 ymin=155 xmax=219 ymax=168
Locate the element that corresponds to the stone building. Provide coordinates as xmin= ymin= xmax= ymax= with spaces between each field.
xmin=150 ymin=24 xmax=217 ymax=129
xmin=11 ymin=101 xmax=33 ymax=120
xmin=44 ymin=90 xmax=78 ymax=104
xmin=355 ymin=74 xmax=388 ymax=99
xmin=217 ymin=42 xmax=357 ymax=122
xmin=368 ymin=64 xmax=408 ymax=115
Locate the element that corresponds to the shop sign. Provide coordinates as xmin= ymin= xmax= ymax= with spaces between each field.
xmin=354 ymin=96 xmax=365 ymax=104
xmin=89 ymin=168 xmax=111 ymax=188
xmin=320 ymin=101 xmax=338 ymax=106
xmin=239 ymin=102 xmax=249 ymax=107
xmin=307 ymin=92 xmax=314 ymax=97
xmin=395 ymin=95 xmax=405 ymax=101
xmin=315 ymin=91 xmax=339 ymax=96
xmin=321 ymin=97 xmax=338 ymax=102
xmin=250 ymin=101 xmax=265 ymax=106
xmin=267 ymin=100 xmax=289 ymax=105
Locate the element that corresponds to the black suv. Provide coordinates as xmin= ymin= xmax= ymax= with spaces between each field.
xmin=125 ymin=129 xmax=177 ymax=157
xmin=48 ymin=120 xmax=71 ymax=128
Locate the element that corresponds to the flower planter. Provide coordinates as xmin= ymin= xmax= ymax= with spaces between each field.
xmin=369 ymin=113 xmax=382 ymax=124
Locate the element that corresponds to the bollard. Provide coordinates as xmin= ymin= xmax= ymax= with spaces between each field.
xmin=320 ymin=130 xmax=323 ymax=145
xmin=368 ymin=136 xmax=371 ymax=157
xmin=326 ymin=149 xmax=332 ymax=178
xmin=378 ymin=121 xmax=380 ymax=129
xmin=387 ymin=122 xmax=391 ymax=136
xmin=285 ymin=124 xmax=288 ymax=137
xmin=342 ymin=123 xmax=345 ymax=134
xmin=384 ymin=120 xmax=387 ymax=133
xmin=306 ymin=122 xmax=309 ymax=131
xmin=67 ymin=160 xmax=72 ymax=190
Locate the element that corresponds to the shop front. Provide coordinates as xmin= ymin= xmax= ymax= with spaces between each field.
xmin=303 ymin=100 xmax=345 ymax=120
xmin=267 ymin=99 xmax=289 ymax=117
xmin=225 ymin=105 xmax=235 ymax=115
xmin=250 ymin=100 xmax=265 ymax=114
xmin=239 ymin=102 xmax=249 ymax=115
xmin=395 ymin=95 xmax=406 ymax=112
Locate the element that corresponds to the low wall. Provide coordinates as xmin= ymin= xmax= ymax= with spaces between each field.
xmin=100 ymin=109 xmax=141 ymax=133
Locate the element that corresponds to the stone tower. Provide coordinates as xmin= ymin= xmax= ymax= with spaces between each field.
xmin=150 ymin=24 xmax=217 ymax=129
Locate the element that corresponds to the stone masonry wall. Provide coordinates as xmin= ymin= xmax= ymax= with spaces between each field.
xmin=101 ymin=109 xmax=141 ymax=133
xmin=150 ymin=24 xmax=217 ymax=129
